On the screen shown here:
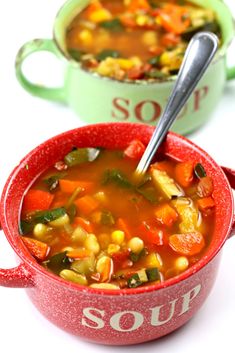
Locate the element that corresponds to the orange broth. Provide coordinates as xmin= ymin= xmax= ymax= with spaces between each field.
xmin=20 ymin=143 xmax=215 ymax=289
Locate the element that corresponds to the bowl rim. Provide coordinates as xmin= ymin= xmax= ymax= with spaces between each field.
xmin=0 ymin=122 xmax=234 ymax=295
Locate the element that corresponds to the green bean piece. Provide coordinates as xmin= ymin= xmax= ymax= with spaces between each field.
xmin=96 ymin=49 xmax=121 ymax=61
xmin=194 ymin=163 xmax=207 ymax=179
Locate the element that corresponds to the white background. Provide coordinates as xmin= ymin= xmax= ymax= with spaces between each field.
xmin=0 ymin=1 xmax=235 ymax=352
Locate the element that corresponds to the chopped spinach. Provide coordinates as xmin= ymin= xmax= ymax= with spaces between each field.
xmin=102 ymin=169 xmax=132 ymax=188
xmin=43 ymin=251 xmax=70 ymax=274
xmin=99 ymin=18 xmax=124 ymax=32
xmin=96 ymin=49 xmax=121 ymax=61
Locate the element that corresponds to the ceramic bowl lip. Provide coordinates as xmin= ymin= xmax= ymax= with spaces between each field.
xmin=0 ymin=122 xmax=234 ymax=296
xmin=52 ymin=0 xmax=235 ymax=86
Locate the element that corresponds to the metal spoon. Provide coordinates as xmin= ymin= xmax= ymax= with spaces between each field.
xmin=135 ymin=32 xmax=218 ymax=177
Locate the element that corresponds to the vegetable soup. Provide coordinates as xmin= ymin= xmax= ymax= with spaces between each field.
xmin=20 ymin=140 xmax=215 ymax=289
xmin=66 ymin=0 xmax=221 ymax=81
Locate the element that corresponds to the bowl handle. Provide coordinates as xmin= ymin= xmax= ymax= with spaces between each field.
xmin=0 ymin=224 xmax=34 ymax=288
xmin=221 ymin=167 xmax=235 ymax=238
xmin=15 ymin=38 xmax=66 ymax=103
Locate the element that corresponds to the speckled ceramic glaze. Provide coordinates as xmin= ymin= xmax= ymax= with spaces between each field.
xmin=0 ymin=123 xmax=235 ymax=345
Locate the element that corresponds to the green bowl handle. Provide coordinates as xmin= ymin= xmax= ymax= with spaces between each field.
xmin=15 ymin=39 xmax=66 ymax=103
xmin=227 ymin=64 xmax=235 ymax=80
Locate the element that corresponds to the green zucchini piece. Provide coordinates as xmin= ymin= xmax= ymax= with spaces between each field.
xmin=127 ymin=273 xmax=143 ymax=288
xmin=64 ymin=147 xmax=100 ymax=167
xmin=194 ymin=163 xmax=207 ymax=179
xmin=151 ymin=168 xmax=183 ymax=199
xmin=145 ymin=267 xmax=160 ymax=281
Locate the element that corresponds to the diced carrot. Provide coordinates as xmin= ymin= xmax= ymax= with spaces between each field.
xmin=22 ymin=189 xmax=54 ymax=215
xmin=148 ymin=46 xmax=164 ymax=56
xmin=197 ymin=176 xmax=214 ymax=197
xmin=67 ymin=249 xmax=92 ymax=259
xmin=157 ymin=4 xmax=191 ymax=34
xmin=197 ymin=197 xmax=215 ymax=212
xmin=59 ymin=179 xmax=94 ymax=194
xmin=120 ymin=15 xmax=137 ymax=28
xmin=160 ymin=33 xmax=180 ymax=47
xmin=75 ymin=195 xmax=99 ymax=215
xmin=151 ymin=161 xmax=174 ymax=176
xmin=116 ymin=218 xmax=132 ymax=239
xmin=169 ymin=232 xmax=205 ymax=256
xmin=175 ymin=162 xmax=194 ymax=188
xmin=72 ymin=217 xmax=94 ymax=233
xmin=84 ymin=0 xmax=103 ymax=16
xmin=127 ymin=0 xmax=150 ymax=12
xmin=21 ymin=237 xmax=49 ymax=261
xmin=154 ymin=204 xmax=178 ymax=228
xmin=124 ymin=140 xmax=146 ymax=160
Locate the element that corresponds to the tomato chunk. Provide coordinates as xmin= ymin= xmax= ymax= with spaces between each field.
xmin=21 ymin=237 xmax=49 ymax=261
xmin=124 ymin=140 xmax=146 ymax=160
xmin=22 ymin=189 xmax=54 ymax=215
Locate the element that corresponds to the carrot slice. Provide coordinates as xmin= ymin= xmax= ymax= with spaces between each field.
xmin=127 ymin=0 xmax=150 ymax=12
xmin=67 ymin=249 xmax=92 ymax=259
xmin=75 ymin=195 xmax=99 ymax=215
xmin=157 ymin=4 xmax=191 ymax=34
xmin=175 ymin=162 xmax=194 ymax=188
xmin=73 ymin=217 xmax=94 ymax=233
xmin=59 ymin=180 xmax=94 ymax=194
xmin=21 ymin=237 xmax=49 ymax=261
xmin=169 ymin=232 xmax=205 ymax=256
xmin=116 ymin=218 xmax=132 ymax=239
xmin=22 ymin=189 xmax=54 ymax=215
xmin=197 ymin=197 xmax=215 ymax=211
xmin=154 ymin=204 xmax=178 ymax=228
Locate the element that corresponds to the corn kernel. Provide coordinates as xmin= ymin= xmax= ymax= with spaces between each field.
xmin=84 ymin=234 xmax=100 ymax=254
xmin=127 ymin=237 xmax=144 ymax=254
xmin=111 ymin=230 xmax=125 ymax=245
xmin=130 ymin=56 xmax=143 ymax=67
xmin=79 ymin=29 xmax=93 ymax=45
xmin=159 ymin=52 xmax=171 ymax=67
xmin=116 ymin=58 xmax=134 ymax=70
xmin=107 ymin=243 xmax=120 ymax=255
xmin=49 ymin=214 xmax=70 ymax=227
xmin=136 ymin=15 xmax=149 ymax=26
xmin=33 ymin=223 xmax=48 ymax=240
xmin=89 ymin=9 xmax=112 ymax=23
xmin=60 ymin=269 xmax=88 ymax=285
xmin=145 ymin=253 xmax=163 ymax=269
xmin=141 ymin=31 xmax=157 ymax=46
xmin=175 ymin=256 xmax=189 ymax=272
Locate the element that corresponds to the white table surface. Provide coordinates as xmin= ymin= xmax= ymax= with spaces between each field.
xmin=0 ymin=1 xmax=235 ymax=352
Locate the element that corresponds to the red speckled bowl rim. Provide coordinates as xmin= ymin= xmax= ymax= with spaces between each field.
xmin=0 ymin=123 xmax=234 ymax=295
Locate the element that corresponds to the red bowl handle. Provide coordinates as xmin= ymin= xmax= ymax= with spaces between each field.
xmin=0 ymin=224 xmax=34 ymax=288
xmin=221 ymin=167 xmax=235 ymax=238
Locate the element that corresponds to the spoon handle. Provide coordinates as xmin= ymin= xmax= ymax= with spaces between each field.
xmin=135 ymin=32 xmax=218 ymax=175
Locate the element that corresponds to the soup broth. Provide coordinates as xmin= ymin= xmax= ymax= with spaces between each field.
xmin=20 ymin=141 xmax=215 ymax=289
xmin=66 ymin=0 xmax=221 ymax=81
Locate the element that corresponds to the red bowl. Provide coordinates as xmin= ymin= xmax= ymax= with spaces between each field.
xmin=0 ymin=123 xmax=235 ymax=345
